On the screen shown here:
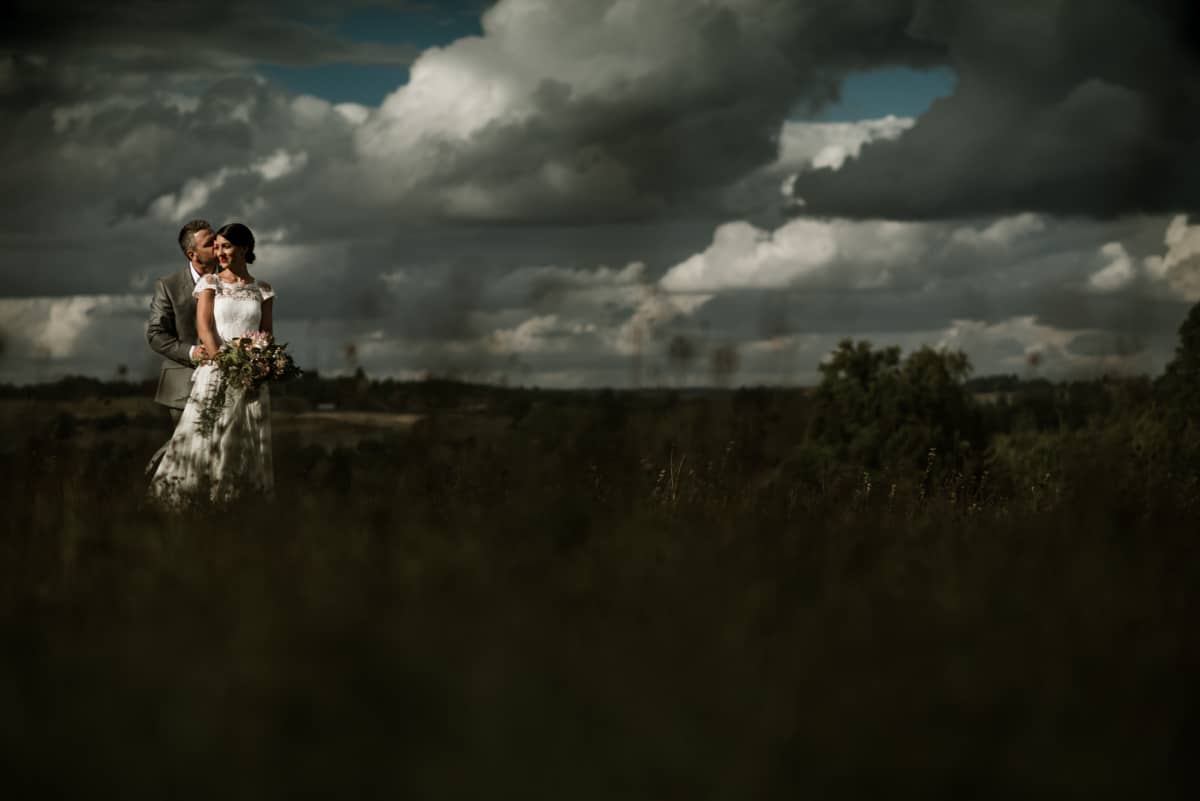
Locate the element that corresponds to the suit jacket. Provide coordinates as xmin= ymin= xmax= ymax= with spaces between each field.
xmin=146 ymin=268 xmax=200 ymax=410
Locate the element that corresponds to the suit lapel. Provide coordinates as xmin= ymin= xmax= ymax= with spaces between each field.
xmin=172 ymin=268 xmax=199 ymax=341
xmin=172 ymin=268 xmax=196 ymax=301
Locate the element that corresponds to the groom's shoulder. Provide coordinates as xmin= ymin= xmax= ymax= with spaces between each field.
xmin=156 ymin=268 xmax=191 ymax=294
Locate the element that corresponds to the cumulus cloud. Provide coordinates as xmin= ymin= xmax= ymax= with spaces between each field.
xmin=486 ymin=314 xmax=598 ymax=355
xmin=1153 ymin=215 xmax=1200 ymax=301
xmin=613 ymin=285 xmax=712 ymax=358
xmin=143 ymin=149 xmax=308 ymax=224
xmin=252 ymin=148 xmax=308 ymax=181
xmin=939 ymin=316 xmax=1158 ymax=378
xmin=1087 ymin=215 xmax=1200 ymax=300
xmin=1089 ymin=243 xmax=1138 ymax=292
xmin=148 ymin=167 xmax=239 ymax=223
xmin=0 ymin=294 xmax=151 ymax=378
xmin=345 ymin=0 xmax=943 ymax=220
xmin=783 ymin=116 xmax=914 ymax=173
xmin=948 ymin=213 xmax=1046 ymax=250
xmin=659 ymin=213 xmax=1047 ymax=292
xmin=722 ymin=116 xmax=915 ymax=219
xmin=939 ymin=317 xmax=1076 ymax=371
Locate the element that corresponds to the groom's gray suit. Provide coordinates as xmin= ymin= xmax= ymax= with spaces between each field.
xmin=147 ymin=268 xmax=200 ymax=419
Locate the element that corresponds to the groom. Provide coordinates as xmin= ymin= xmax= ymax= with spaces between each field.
xmin=146 ymin=219 xmax=218 ymax=422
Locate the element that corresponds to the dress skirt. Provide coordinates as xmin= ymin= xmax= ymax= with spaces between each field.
xmin=148 ymin=363 xmax=274 ymax=508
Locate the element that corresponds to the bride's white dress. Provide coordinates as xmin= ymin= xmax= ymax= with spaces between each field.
xmin=148 ymin=274 xmax=275 ymax=507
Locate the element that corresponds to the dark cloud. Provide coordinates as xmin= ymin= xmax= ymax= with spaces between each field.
xmin=7 ymin=0 xmax=1199 ymax=225
xmin=690 ymin=282 xmax=1192 ymax=351
xmin=789 ymin=0 xmax=1200 ymax=218
xmin=3 ymin=1 xmax=418 ymax=70
xmin=1033 ymin=288 xmax=1190 ymax=343
xmin=2 ymin=0 xmax=1198 ymax=387
xmin=344 ymin=0 xmax=948 ymax=222
xmin=1066 ymin=331 xmax=1148 ymax=358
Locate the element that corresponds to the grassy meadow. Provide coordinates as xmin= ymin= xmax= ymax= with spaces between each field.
xmin=2 ymin=359 xmax=1199 ymax=799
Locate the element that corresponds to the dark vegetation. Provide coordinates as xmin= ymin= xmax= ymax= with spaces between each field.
xmin=4 ymin=310 xmax=1200 ymax=798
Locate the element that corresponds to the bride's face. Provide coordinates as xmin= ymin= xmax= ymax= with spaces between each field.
xmin=215 ymin=235 xmax=245 ymax=270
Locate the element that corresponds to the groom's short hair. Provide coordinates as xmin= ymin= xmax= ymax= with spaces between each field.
xmin=178 ymin=219 xmax=213 ymax=258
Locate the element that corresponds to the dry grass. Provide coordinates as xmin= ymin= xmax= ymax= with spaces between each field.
xmin=2 ymin=388 xmax=1197 ymax=799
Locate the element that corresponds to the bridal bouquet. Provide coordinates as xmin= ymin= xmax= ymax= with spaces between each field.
xmin=196 ymin=331 xmax=301 ymax=435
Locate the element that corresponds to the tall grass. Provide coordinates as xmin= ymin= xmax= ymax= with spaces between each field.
xmin=2 ymin=388 xmax=1198 ymax=799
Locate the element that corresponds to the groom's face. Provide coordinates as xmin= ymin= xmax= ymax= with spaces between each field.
xmin=189 ymin=229 xmax=218 ymax=273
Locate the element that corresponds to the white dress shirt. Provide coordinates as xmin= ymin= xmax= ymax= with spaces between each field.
xmin=188 ymin=264 xmax=203 ymax=361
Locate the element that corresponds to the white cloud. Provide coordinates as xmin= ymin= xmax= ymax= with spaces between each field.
xmin=289 ymin=94 xmax=333 ymax=124
xmin=252 ymin=149 xmax=308 ymax=181
xmin=715 ymin=116 xmax=915 ymax=210
xmin=661 ymin=220 xmax=836 ymax=291
xmin=0 ymin=295 xmax=148 ymax=376
xmin=938 ymin=316 xmax=1157 ymax=377
xmin=1088 ymin=242 xmax=1137 ymax=292
xmin=1157 ymin=215 xmax=1200 ymax=301
xmin=333 ymin=102 xmax=370 ymax=125
xmin=148 ymin=167 xmax=236 ymax=223
xmin=361 ymin=37 xmax=531 ymax=162
xmin=781 ymin=116 xmax=914 ymax=172
xmin=661 ymin=214 xmax=1033 ymax=292
xmin=659 ymin=211 xmax=1065 ymax=293
xmin=613 ymin=286 xmax=712 ymax=356
xmin=148 ymin=148 xmax=308 ymax=224
xmin=938 ymin=316 xmax=1075 ymax=367
xmin=950 ymin=213 xmax=1046 ymax=249
xmin=486 ymin=314 xmax=598 ymax=354
xmin=514 ymin=260 xmax=646 ymax=290
xmin=1092 ymin=215 xmax=1200 ymax=300
xmin=40 ymin=297 xmax=105 ymax=358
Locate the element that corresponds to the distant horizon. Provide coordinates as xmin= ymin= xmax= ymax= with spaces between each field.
xmin=0 ymin=362 xmax=1165 ymax=395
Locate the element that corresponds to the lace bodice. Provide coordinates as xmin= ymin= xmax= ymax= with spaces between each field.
xmin=193 ymin=274 xmax=275 ymax=344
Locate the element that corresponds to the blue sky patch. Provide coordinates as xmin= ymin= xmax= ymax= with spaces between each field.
xmin=258 ymin=3 xmax=485 ymax=105
xmin=806 ymin=66 xmax=957 ymax=122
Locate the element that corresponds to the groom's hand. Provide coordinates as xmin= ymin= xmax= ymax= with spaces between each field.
xmin=191 ymin=344 xmax=211 ymax=362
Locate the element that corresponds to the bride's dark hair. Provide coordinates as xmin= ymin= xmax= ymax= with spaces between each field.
xmin=216 ymin=222 xmax=256 ymax=264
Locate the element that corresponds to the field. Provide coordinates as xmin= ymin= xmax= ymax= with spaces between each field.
xmin=2 ymin=372 xmax=1198 ymax=799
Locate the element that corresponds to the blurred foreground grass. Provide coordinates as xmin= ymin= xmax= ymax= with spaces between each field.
xmin=2 ymin=388 xmax=1198 ymax=799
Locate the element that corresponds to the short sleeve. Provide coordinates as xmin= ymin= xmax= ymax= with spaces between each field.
xmin=259 ymin=281 xmax=275 ymax=301
xmin=192 ymin=274 xmax=219 ymax=297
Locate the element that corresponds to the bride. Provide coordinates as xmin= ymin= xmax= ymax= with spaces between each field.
xmin=148 ymin=222 xmax=275 ymax=507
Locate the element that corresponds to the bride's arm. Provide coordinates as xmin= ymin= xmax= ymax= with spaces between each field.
xmin=260 ymin=297 xmax=273 ymax=337
xmin=196 ymin=289 xmax=221 ymax=357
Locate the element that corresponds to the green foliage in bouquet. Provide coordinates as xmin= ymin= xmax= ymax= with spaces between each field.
xmin=196 ymin=332 xmax=301 ymax=436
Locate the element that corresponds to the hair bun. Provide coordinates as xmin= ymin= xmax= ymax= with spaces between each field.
xmin=215 ymin=222 xmax=256 ymax=264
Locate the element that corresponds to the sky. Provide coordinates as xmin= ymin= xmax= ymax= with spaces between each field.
xmin=2 ymin=0 xmax=1200 ymax=388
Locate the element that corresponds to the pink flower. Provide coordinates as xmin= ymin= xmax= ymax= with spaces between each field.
xmin=243 ymin=330 xmax=272 ymax=349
